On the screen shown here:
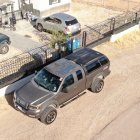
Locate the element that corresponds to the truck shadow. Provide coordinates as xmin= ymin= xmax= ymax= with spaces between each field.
xmin=5 ymin=92 xmax=14 ymax=108
xmin=4 ymin=74 xmax=33 ymax=109
xmin=60 ymin=91 xmax=86 ymax=108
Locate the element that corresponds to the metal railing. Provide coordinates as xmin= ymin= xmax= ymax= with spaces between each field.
xmin=0 ymin=10 xmax=140 ymax=88
xmin=0 ymin=45 xmax=60 ymax=88
xmin=84 ymin=10 xmax=140 ymax=46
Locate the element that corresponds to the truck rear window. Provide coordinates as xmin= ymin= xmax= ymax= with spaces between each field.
xmin=86 ymin=61 xmax=101 ymax=73
xmin=65 ymin=19 xmax=78 ymax=26
xmin=99 ymin=57 xmax=109 ymax=65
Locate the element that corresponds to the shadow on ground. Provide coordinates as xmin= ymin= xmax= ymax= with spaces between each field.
xmin=5 ymin=92 xmax=15 ymax=108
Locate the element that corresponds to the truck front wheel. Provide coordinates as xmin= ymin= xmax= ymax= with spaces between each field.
xmin=40 ymin=106 xmax=57 ymax=125
xmin=91 ymin=78 xmax=104 ymax=93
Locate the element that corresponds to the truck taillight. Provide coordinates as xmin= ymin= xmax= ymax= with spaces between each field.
xmin=64 ymin=27 xmax=70 ymax=33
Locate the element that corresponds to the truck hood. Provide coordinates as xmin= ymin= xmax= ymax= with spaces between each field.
xmin=16 ymin=81 xmax=54 ymax=105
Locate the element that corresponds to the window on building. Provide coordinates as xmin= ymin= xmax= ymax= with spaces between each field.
xmin=49 ymin=0 xmax=61 ymax=5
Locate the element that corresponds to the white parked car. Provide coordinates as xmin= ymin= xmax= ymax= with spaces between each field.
xmin=36 ymin=13 xmax=81 ymax=35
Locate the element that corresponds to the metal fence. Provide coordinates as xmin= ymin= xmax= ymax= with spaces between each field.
xmin=0 ymin=45 xmax=60 ymax=88
xmin=0 ymin=10 xmax=140 ymax=88
xmin=1 ymin=10 xmax=22 ymax=23
xmin=0 ymin=36 xmax=82 ymax=88
xmin=84 ymin=10 xmax=140 ymax=46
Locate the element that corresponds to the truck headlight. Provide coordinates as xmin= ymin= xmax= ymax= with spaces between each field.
xmin=29 ymin=105 xmax=39 ymax=110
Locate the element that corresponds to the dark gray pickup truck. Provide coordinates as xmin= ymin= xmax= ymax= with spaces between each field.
xmin=0 ymin=33 xmax=11 ymax=54
xmin=13 ymin=48 xmax=110 ymax=124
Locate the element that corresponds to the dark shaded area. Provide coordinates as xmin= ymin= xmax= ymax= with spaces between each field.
xmin=60 ymin=91 xmax=86 ymax=108
xmin=5 ymin=92 xmax=14 ymax=108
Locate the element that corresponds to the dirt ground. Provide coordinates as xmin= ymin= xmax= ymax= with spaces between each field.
xmin=0 ymin=30 xmax=140 ymax=140
xmin=68 ymin=2 xmax=121 ymax=28
xmin=94 ymin=101 xmax=140 ymax=140
xmin=73 ymin=0 xmax=140 ymax=11
xmin=0 ymin=46 xmax=22 ymax=62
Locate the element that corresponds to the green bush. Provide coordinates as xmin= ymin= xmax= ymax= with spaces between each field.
xmin=50 ymin=31 xmax=71 ymax=48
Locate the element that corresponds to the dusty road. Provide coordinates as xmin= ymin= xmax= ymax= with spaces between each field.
xmin=0 ymin=44 xmax=140 ymax=140
xmin=94 ymin=101 xmax=140 ymax=140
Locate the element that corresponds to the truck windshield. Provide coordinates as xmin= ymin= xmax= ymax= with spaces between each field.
xmin=34 ymin=69 xmax=62 ymax=92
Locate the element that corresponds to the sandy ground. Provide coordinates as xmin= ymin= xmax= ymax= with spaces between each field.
xmin=73 ymin=0 xmax=140 ymax=11
xmin=68 ymin=2 xmax=121 ymax=28
xmin=0 ymin=46 xmax=22 ymax=62
xmin=0 ymin=36 xmax=140 ymax=140
xmin=94 ymin=101 xmax=140 ymax=140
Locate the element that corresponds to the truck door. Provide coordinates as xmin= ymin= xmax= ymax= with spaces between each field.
xmin=73 ymin=69 xmax=86 ymax=95
xmin=56 ymin=69 xmax=86 ymax=105
xmin=56 ymin=74 xmax=77 ymax=105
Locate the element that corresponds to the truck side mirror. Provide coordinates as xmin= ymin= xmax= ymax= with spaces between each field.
xmin=62 ymin=87 xmax=68 ymax=93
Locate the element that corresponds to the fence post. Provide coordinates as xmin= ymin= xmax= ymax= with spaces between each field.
xmin=110 ymin=17 xmax=115 ymax=34
xmin=82 ymin=31 xmax=87 ymax=48
xmin=134 ymin=12 xmax=138 ymax=23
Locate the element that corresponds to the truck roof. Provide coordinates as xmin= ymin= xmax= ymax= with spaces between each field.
xmin=65 ymin=48 xmax=103 ymax=66
xmin=45 ymin=48 xmax=105 ymax=78
xmin=45 ymin=58 xmax=81 ymax=78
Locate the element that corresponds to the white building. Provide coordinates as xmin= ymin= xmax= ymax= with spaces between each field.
xmin=11 ymin=0 xmax=71 ymax=16
xmin=31 ymin=0 xmax=71 ymax=15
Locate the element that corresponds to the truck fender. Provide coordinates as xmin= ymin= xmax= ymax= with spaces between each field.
xmin=92 ymin=73 xmax=104 ymax=84
xmin=48 ymin=100 xmax=59 ymax=109
xmin=43 ymin=100 xmax=59 ymax=110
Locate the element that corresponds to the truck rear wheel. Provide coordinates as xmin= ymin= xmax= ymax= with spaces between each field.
xmin=40 ymin=106 xmax=57 ymax=125
xmin=91 ymin=78 xmax=104 ymax=93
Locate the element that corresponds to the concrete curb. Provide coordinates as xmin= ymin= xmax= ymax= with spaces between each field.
xmin=110 ymin=24 xmax=140 ymax=42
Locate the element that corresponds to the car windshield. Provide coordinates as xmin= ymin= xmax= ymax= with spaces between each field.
xmin=65 ymin=19 xmax=78 ymax=26
xmin=34 ymin=69 xmax=62 ymax=92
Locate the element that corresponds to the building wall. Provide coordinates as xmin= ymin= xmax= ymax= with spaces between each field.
xmin=11 ymin=0 xmax=20 ymax=11
xmin=10 ymin=0 xmax=71 ymax=16
xmin=30 ymin=0 xmax=71 ymax=12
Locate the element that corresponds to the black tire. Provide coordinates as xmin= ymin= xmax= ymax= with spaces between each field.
xmin=91 ymin=78 xmax=104 ymax=93
xmin=37 ymin=23 xmax=43 ymax=32
xmin=40 ymin=106 xmax=57 ymax=125
xmin=0 ymin=43 xmax=9 ymax=54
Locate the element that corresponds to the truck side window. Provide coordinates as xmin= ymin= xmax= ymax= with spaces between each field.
xmin=63 ymin=74 xmax=74 ymax=88
xmin=86 ymin=61 xmax=101 ymax=73
xmin=99 ymin=57 xmax=109 ymax=65
xmin=76 ymin=70 xmax=83 ymax=80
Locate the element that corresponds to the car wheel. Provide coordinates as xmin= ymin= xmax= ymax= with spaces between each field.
xmin=37 ymin=24 xmax=43 ymax=32
xmin=0 ymin=42 xmax=9 ymax=54
xmin=40 ymin=106 xmax=57 ymax=125
xmin=91 ymin=78 xmax=104 ymax=93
